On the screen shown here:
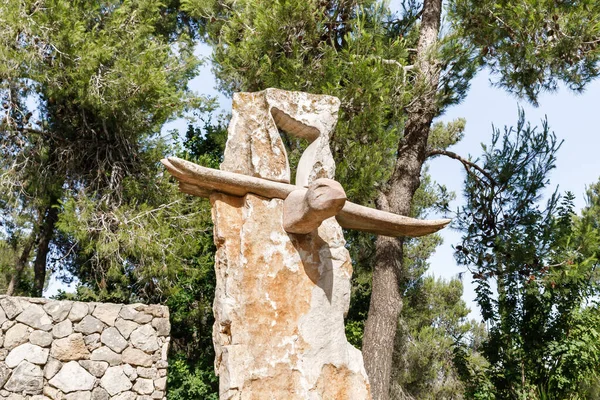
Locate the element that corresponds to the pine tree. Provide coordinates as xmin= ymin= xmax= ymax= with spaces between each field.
xmin=0 ymin=0 xmax=201 ymax=296
xmin=454 ymin=114 xmax=600 ymax=398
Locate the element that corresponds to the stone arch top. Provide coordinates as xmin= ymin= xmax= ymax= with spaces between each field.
xmin=221 ymin=88 xmax=340 ymax=187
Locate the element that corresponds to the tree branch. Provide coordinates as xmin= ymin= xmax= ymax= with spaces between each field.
xmin=427 ymin=148 xmax=497 ymax=186
xmin=379 ymin=58 xmax=414 ymax=73
xmin=18 ymin=127 xmax=67 ymax=143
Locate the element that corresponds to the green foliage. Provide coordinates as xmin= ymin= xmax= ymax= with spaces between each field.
xmin=167 ymin=356 xmax=219 ymax=400
xmin=56 ymin=159 xmax=219 ymax=398
xmin=454 ymin=111 xmax=600 ymax=398
xmin=1 ymin=0 xmax=201 ymax=189
xmin=208 ymin=0 xmax=407 ymax=205
xmin=452 ymin=323 xmax=495 ymax=400
xmin=160 ymin=116 xmax=229 ymax=399
xmin=0 ymin=241 xmax=34 ymax=294
xmin=449 ymin=0 xmax=600 ymax=104
xmin=428 ymin=118 xmax=467 ymax=151
xmin=0 ymin=0 xmax=203 ymax=295
xmin=392 ymin=276 xmax=474 ymax=399
xmin=56 ymin=174 xmax=214 ymax=303
xmin=547 ymin=306 xmax=600 ymax=396
xmin=166 ymin=267 xmax=219 ymax=400
xmin=181 ymin=114 xmax=229 ymax=168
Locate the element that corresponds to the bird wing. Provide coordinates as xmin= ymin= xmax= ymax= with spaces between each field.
xmin=162 ymin=156 xmax=450 ymax=237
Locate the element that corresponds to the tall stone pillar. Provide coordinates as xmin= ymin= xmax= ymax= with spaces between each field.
xmin=210 ymin=89 xmax=371 ymax=399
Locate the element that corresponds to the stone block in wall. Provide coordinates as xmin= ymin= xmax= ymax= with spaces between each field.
xmin=0 ymin=296 xmax=170 ymax=399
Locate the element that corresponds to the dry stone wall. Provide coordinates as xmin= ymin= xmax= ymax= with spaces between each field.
xmin=0 ymin=296 xmax=170 ymax=400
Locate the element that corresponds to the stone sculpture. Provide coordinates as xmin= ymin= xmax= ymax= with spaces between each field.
xmin=162 ymin=89 xmax=449 ymax=399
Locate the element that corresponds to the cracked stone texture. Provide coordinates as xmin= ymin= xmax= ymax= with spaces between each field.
xmin=211 ymin=89 xmax=371 ymax=399
xmin=101 ymin=366 xmax=133 ymax=396
xmin=101 ymin=327 xmax=128 ymax=353
xmin=49 ymin=361 xmax=95 ymax=393
xmin=50 ymin=333 xmax=90 ymax=362
xmin=4 ymin=360 xmax=43 ymax=394
xmin=16 ymin=304 xmax=52 ymax=331
xmin=4 ymin=323 xmax=30 ymax=349
xmin=5 ymin=343 xmax=49 ymax=368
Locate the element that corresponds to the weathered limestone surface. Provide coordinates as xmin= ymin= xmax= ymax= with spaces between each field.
xmin=211 ymin=89 xmax=371 ymax=399
xmin=0 ymin=296 xmax=170 ymax=399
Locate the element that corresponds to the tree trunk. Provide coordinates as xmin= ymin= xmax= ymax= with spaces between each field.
xmin=361 ymin=1 xmax=443 ymax=399
xmin=32 ymin=201 xmax=59 ymax=297
xmin=6 ymin=234 xmax=36 ymax=296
